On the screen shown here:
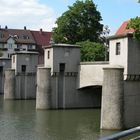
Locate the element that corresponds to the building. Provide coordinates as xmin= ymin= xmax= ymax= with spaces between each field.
xmin=31 ymin=30 xmax=52 ymax=64
xmin=0 ymin=26 xmax=52 ymax=64
xmin=101 ymin=20 xmax=140 ymax=129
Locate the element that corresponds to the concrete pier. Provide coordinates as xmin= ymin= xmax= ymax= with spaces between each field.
xmin=36 ymin=67 xmax=51 ymax=109
xmin=100 ymin=67 xmax=124 ymax=130
xmin=4 ymin=69 xmax=15 ymax=99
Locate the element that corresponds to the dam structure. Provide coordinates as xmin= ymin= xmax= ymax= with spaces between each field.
xmin=4 ymin=52 xmax=38 ymax=99
xmin=36 ymin=31 xmax=140 ymax=130
xmin=2 ymin=21 xmax=140 ymax=130
xmin=36 ymin=44 xmax=107 ymax=109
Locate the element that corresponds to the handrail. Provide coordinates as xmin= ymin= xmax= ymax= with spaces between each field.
xmin=99 ymin=126 xmax=140 ymax=140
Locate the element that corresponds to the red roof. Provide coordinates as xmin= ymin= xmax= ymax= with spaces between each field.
xmin=31 ymin=30 xmax=52 ymax=46
xmin=116 ymin=21 xmax=134 ymax=35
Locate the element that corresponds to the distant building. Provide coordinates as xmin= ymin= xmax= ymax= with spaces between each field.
xmin=0 ymin=26 xmax=52 ymax=64
xmin=31 ymin=29 xmax=52 ymax=64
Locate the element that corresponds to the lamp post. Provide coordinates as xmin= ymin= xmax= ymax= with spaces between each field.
xmin=102 ymin=25 xmax=110 ymax=61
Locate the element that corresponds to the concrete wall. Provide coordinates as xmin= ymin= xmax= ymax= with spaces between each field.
xmin=78 ymin=62 xmax=109 ymax=88
xmin=53 ymin=47 xmax=80 ymax=72
xmin=101 ymin=67 xmax=124 ymax=130
xmin=15 ymin=73 xmax=36 ymax=99
xmin=128 ymin=37 xmax=140 ymax=74
xmin=109 ymin=37 xmax=128 ymax=74
xmin=49 ymin=74 xmax=102 ymax=109
xmin=124 ymin=80 xmax=140 ymax=128
xmin=0 ymin=58 xmax=11 ymax=94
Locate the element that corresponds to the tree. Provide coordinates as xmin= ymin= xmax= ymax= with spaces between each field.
xmin=77 ymin=40 xmax=105 ymax=61
xmin=126 ymin=16 xmax=140 ymax=41
xmin=53 ymin=0 xmax=103 ymax=44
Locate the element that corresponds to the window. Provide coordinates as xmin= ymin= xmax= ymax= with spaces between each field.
xmin=0 ymin=44 xmax=4 ymax=48
xmin=17 ymin=44 xmax=22 ymax=49
xmin=116 ymin=42 xmax=120 ymax=55
xmin=23 ymin=35 xmax=29 ymax=39
xmin=27 ymin=45 xmax=32 ymax=49
xmin=8 ymin=53 xmax=12 ymax=58
xmin=48 ymin=50 xmax=50 ymax=59
xmin=0 ymin=66 xmax=3 ymax=73
xmin=59 ymin=63 xmax=65 ymax=72
xmin=21 ymin=65 xmax=26 ymax=72
xmin=8 ymin=44 xmax=12 ymax=49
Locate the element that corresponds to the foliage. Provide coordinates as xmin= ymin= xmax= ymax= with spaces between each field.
xmin=53 ymin=0 xmax=103 ymax=44
xmin=126 ymin=16 xmax=140 ymax=41
xmin=77 ymin=40 xmax=105 ymax=61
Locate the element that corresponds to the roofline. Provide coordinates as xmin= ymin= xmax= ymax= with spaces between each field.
xmin=108 ymin=33 xmax=133 ymax=40
xmin=44 ymin=43 xmax=81 ymax=49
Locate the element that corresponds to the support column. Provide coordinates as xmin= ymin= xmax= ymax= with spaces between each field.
xmin=36 ymin=67 xmax=51 ymax=109
xmin=4 ymin=69 xmax=15 ymax=99
xmin=100 ymin=67 xmax=124 ymax=130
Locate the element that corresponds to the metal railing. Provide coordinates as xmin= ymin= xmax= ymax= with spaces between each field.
xmin=99 ymin=126 xmax=140 ymax=140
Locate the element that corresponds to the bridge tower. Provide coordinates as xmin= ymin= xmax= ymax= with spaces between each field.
xmin=36 ymin=44 xmax=80 ymax=109
xmin=101 ymin=30 xmax=140 ymax=129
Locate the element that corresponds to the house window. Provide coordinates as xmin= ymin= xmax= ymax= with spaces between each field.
xmin=8 ymin=44 xmax=12 ymax=49
xmin=27 ymin=45 xmax=32 ymax=49
xmin=8 ymin=53 xmax=12 ymax=58
xmin=17 ymin=44 xmax=22 ymax=49
xmin=0 ymin=44 xmax=4 ymax=48
xmin=48 ymin=50 xmax=50 ymax=59
xmin=116 ymin=42 xmax=121 ymax=55
xmin=23 ymin=35 xmax=29 ymax=39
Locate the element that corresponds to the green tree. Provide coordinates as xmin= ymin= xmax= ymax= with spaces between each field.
xmin=126 ymin=16 xmax=140 ymax=41
xmin=77 ymin=40 xmax=105 ymax=61
xmin=53 ymin=0 xmax=103 ymax=44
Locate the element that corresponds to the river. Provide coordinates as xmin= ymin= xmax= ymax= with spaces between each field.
xmin=0 ymin=95 xmax=118 ymax=140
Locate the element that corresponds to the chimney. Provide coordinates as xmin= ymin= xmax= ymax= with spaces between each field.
xmin=5 ymin=25 xmax=8 ymax=29
xmin=40 ymin=28 xmax=43 ymax=34
xmin=24 ymin=26 xmax=26 ymax=30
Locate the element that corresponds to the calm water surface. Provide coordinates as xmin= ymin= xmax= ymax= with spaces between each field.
xmin=0 ymin=95 xmax=117 ymax=140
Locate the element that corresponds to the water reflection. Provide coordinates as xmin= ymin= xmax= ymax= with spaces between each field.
xmin=0 ymin=96 xmax=118 ymax=140
xmin=35 ymin=109 xmax=101 ymax=140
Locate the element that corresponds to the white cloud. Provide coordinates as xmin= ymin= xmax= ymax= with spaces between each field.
xmin=0 ymin=0 xmax=57 ymax=31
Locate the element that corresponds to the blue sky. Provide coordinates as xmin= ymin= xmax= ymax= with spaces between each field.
xmin=41 ymin=0 xmax=140 ymax=34
xmin=0 ymin=0 xmax=139 ymax=34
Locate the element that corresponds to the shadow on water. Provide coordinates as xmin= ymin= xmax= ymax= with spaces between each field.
xmin=0 ymin=95 xmax=119 ymax=140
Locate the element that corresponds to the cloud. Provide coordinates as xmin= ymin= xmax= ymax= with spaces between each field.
xmin=0 ymin=0 xmax=56 ymax=31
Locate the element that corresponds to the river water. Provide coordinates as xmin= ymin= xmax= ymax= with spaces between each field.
xmin=0 ymin=95 xmax=117 ymax=140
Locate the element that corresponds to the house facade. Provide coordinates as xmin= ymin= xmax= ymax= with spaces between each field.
xmin=0 ymin=26 xmax=52 ymax=64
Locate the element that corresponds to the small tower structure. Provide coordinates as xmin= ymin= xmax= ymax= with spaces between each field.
xmin=4 ymin=52 xmax=38 ymax=99
xmin=36 ymin=44 xmax=81 ymax=109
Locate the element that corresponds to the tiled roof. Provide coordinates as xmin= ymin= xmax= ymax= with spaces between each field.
xmin=31 ymin=30 xmax=52 ymax=46
xmin=116 ymin=21 xmax=134 ymax=35
xmin=0 ymin=28 xmax=36 ymax=44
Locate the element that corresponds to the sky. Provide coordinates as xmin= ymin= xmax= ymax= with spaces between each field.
xmin=0 ymin=0 xmax=139 ymax=35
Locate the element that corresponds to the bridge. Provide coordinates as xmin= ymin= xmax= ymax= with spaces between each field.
xmin=77 ymin=62 xmax=109 ymax=89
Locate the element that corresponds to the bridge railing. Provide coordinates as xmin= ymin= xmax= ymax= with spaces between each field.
xmin=99 ymin=126 xmax=140 ymax=140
